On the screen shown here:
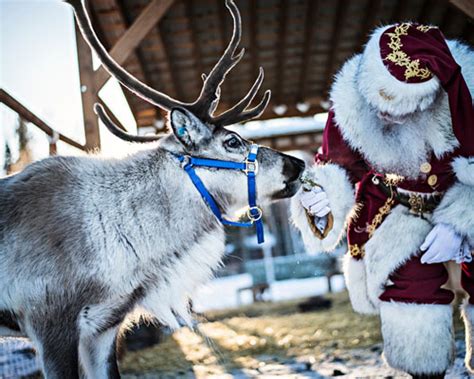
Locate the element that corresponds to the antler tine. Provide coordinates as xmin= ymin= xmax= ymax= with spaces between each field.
xmin=191 ymin=0 xmax=244 ymax=117
xmin=66 ymin=0 xmax=185 ymax=111
xmin=213 ymin=67 xmax=265 ymax=124
xmin=218 ymin=90 xmax=271 ymax=126
xmin=94 ymin=103 xmax=164 ymax=143
xmin=201 ymin=73 xmax=221 ymax=115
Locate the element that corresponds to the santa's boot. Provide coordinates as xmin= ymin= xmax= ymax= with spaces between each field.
xmin=461 ymin=300 xmax=474 ymax=374
xmin=380 ymin=301 xmax=454 ymax=377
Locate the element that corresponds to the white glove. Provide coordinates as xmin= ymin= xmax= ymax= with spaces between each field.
xmin=299 ymin=186 xmax=331 ymax=218
xmin=420 ymin=223 xmax=468 ymax=264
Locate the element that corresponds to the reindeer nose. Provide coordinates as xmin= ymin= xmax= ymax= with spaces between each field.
xmin=285 ymin=156 xmax=306 ymax=182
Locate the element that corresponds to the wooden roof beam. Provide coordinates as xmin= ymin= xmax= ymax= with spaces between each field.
xmin=185 ymin=0 xmax=204 ymax=93
xmin=390 ymin=0 xmax=408 ymax=22
xmin=249 ymin=0 xmax=259 ymax=94
xmin=94 ymin=0 xmax=175 ymax=90
xmin=323 ymin=0 xmax=349 ymax=96
xmin=298 ymin=0 xmax=319 ymax=102
xmin=275 ymin=0 xmax=288 ymax=104
xmin=216 ymin=0 xmax=234 ymax=107
xmin=450 ymin=0 xmax=474 ymax=19
xmin=357 ymin=0 xmax=380 ymax=48
xmin=114 ymin=0 xmax=154 ymax=87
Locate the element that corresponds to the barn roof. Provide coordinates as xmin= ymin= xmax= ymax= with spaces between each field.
xmin=87 ymin=0 xmax=473 ymax=131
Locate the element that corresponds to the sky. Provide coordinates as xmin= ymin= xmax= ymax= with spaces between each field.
xmin=0 ymin=0 xmax=137 ymax=159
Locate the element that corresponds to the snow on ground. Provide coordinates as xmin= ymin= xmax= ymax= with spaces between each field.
xmin=193 ymin=275 xmax=346 ymax=312
xmin=122 ymin=340 xmax=473 ymax=378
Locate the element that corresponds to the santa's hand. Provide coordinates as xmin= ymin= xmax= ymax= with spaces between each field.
xmin=299 ymin=186 xmax=331 ymax=218
xmin=420 ymin=223 xmax=464 ymax=264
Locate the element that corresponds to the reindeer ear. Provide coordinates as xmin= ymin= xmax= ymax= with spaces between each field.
xmin=170 ymin=108 xmax=211 ymax=148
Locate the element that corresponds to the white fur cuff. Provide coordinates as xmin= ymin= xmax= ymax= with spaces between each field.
xmin=452 ymin=156 xmax=474 ymax=187
xmin=291 ymin=163 xmax=355 ymax=253
xmin=381 ymin=301 xmax=454 ymax=375
xmin=342 ymin=254 xmax=378 ymax=315
xmin=433 ymin=180 xmax=474 ymax=246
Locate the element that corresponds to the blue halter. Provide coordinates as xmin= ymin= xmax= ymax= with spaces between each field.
xmin=174 ymin=144 xmax=264 ymax=244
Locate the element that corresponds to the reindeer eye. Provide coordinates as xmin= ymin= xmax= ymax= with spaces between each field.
xmin=225 ymin=136 xmax=242 ymax=149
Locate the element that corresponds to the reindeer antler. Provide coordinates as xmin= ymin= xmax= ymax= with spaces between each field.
xmin=67 ymin=0 xmax=271 ymax=142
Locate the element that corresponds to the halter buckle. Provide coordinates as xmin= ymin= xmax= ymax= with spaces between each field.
xmin=247 ymin=206 xmax=263 ymax=222
xmin=242 ymin=159 xmax=259 ymax=175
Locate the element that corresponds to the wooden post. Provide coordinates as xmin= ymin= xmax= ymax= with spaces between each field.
xmin=75 ymin=23 xmax=101 ymax=151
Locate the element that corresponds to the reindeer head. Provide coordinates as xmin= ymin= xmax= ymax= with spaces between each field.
xmin=68 ymin=0 xmax=304 ymax=209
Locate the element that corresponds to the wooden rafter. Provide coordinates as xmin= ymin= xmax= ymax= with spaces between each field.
xmin=416 ymin=0 xmax=432 ymax=24
xmin=216 ymin=0 xmax=234 ymax=106
xmin=462 ymin=20 xmax=474 ymax=42
xmin=249 ymin=0 xmax=259 ymax=99
xmin=357 ymin=0 xmax=380 ymax=48
xmin=439 ymin=3 xmax=457 ymax=33
xmin=114 ymin=0 xmax=154 ymax=87
xmin=323 ymin=0 xmax=349 ymax=96
xmin=153 ymin=31 xmax=179 ymax=100
xmin=157 ymin=22 xmax=186 ymax=100
xmin=185 ymin=0 xmax=204 ymax=91
xmin=94 ymin=0 xmax=175 ymax=90
xmin=450 ymin=0 xmax=474 ymax=19
xmin=298 ymin=0 xmax=318 ymax=102
xmin=390 ymin=0 xmax=408 ymax=22
xmin=275 ymin=0 xmax=288 ymax=104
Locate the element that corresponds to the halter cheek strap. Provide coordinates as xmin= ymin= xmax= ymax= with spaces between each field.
xmin=174 ymin=144 xmax=264 ymax=244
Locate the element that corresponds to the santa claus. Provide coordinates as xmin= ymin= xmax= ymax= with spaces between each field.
xmin=291 ymin=23 xmax=474 ymax=378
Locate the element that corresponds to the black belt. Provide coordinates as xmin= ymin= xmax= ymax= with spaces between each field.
xmin=375 ymin=176 xmax=442 ymax=216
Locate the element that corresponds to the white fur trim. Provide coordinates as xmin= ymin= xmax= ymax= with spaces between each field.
xmin=364 ymin=205 xmax=432 ymax=307
xmin=358 ymin=25 xmax=441 ymax=117
xmin=447 ymin=40 xmax=474 ymax=97
xmin=381 ymin=301 xmax=454 ymax=375
xmin=452 ymin=156 xmax=474 ymax=187
xmin=331 ymin=54 xmax=458 ymax=179
xmin=462 ymin=300 xmax=474 ymax=374
xmin=433 ymin=180 xmax=474 ymax=246
xmin=291 ymin=163 xmax=355 ymax=253
xmin=342 ymin=254 xmax=378 ymax=314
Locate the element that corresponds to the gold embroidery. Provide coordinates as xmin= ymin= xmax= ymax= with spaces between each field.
xmin=384 ymin=23 xmax=432 ymax=81
xmin=366 ymin=197 xmax=396 ymax=238
xmin=350 ymin=244 xmax=365 ymax=259
xmin=416 ymin=25 xmax=434 ymax=32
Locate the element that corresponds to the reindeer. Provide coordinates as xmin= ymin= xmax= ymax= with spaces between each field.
xmin=0 ymin=1 xmax=305 ymax=377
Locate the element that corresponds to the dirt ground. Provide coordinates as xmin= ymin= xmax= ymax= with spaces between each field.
xmin=120 ymin=292 xmax=473 ymax=378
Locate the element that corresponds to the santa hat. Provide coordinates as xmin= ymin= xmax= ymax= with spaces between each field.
xmin=357 ymin=22 xmax=474 ymax=157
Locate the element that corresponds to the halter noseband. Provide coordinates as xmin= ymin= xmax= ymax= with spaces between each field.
xmin=174 ymin=144 xmax=264 ymax=244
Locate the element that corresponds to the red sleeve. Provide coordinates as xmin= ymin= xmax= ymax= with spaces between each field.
xmin=315 ymin=110 xmax=368 ymax=184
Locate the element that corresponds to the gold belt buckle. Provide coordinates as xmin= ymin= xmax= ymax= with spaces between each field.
xmin=408 ymin=193 xmax=424 ymax=216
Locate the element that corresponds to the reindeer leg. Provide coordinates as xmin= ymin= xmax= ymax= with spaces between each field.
xmin=25 ymin=319 xmax=80 ymax=379
xmin=79 ymin=326 xmax=121 ymax=379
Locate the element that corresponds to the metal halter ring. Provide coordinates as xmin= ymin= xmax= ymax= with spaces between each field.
xmin=247 ymin=206 xmax=263 ymax=222
xmin=242 ymin=159 xmax=259 ymax=175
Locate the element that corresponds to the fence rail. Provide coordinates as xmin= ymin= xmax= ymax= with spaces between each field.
xmin=0 ymin=89 xmax=86 ymax=152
